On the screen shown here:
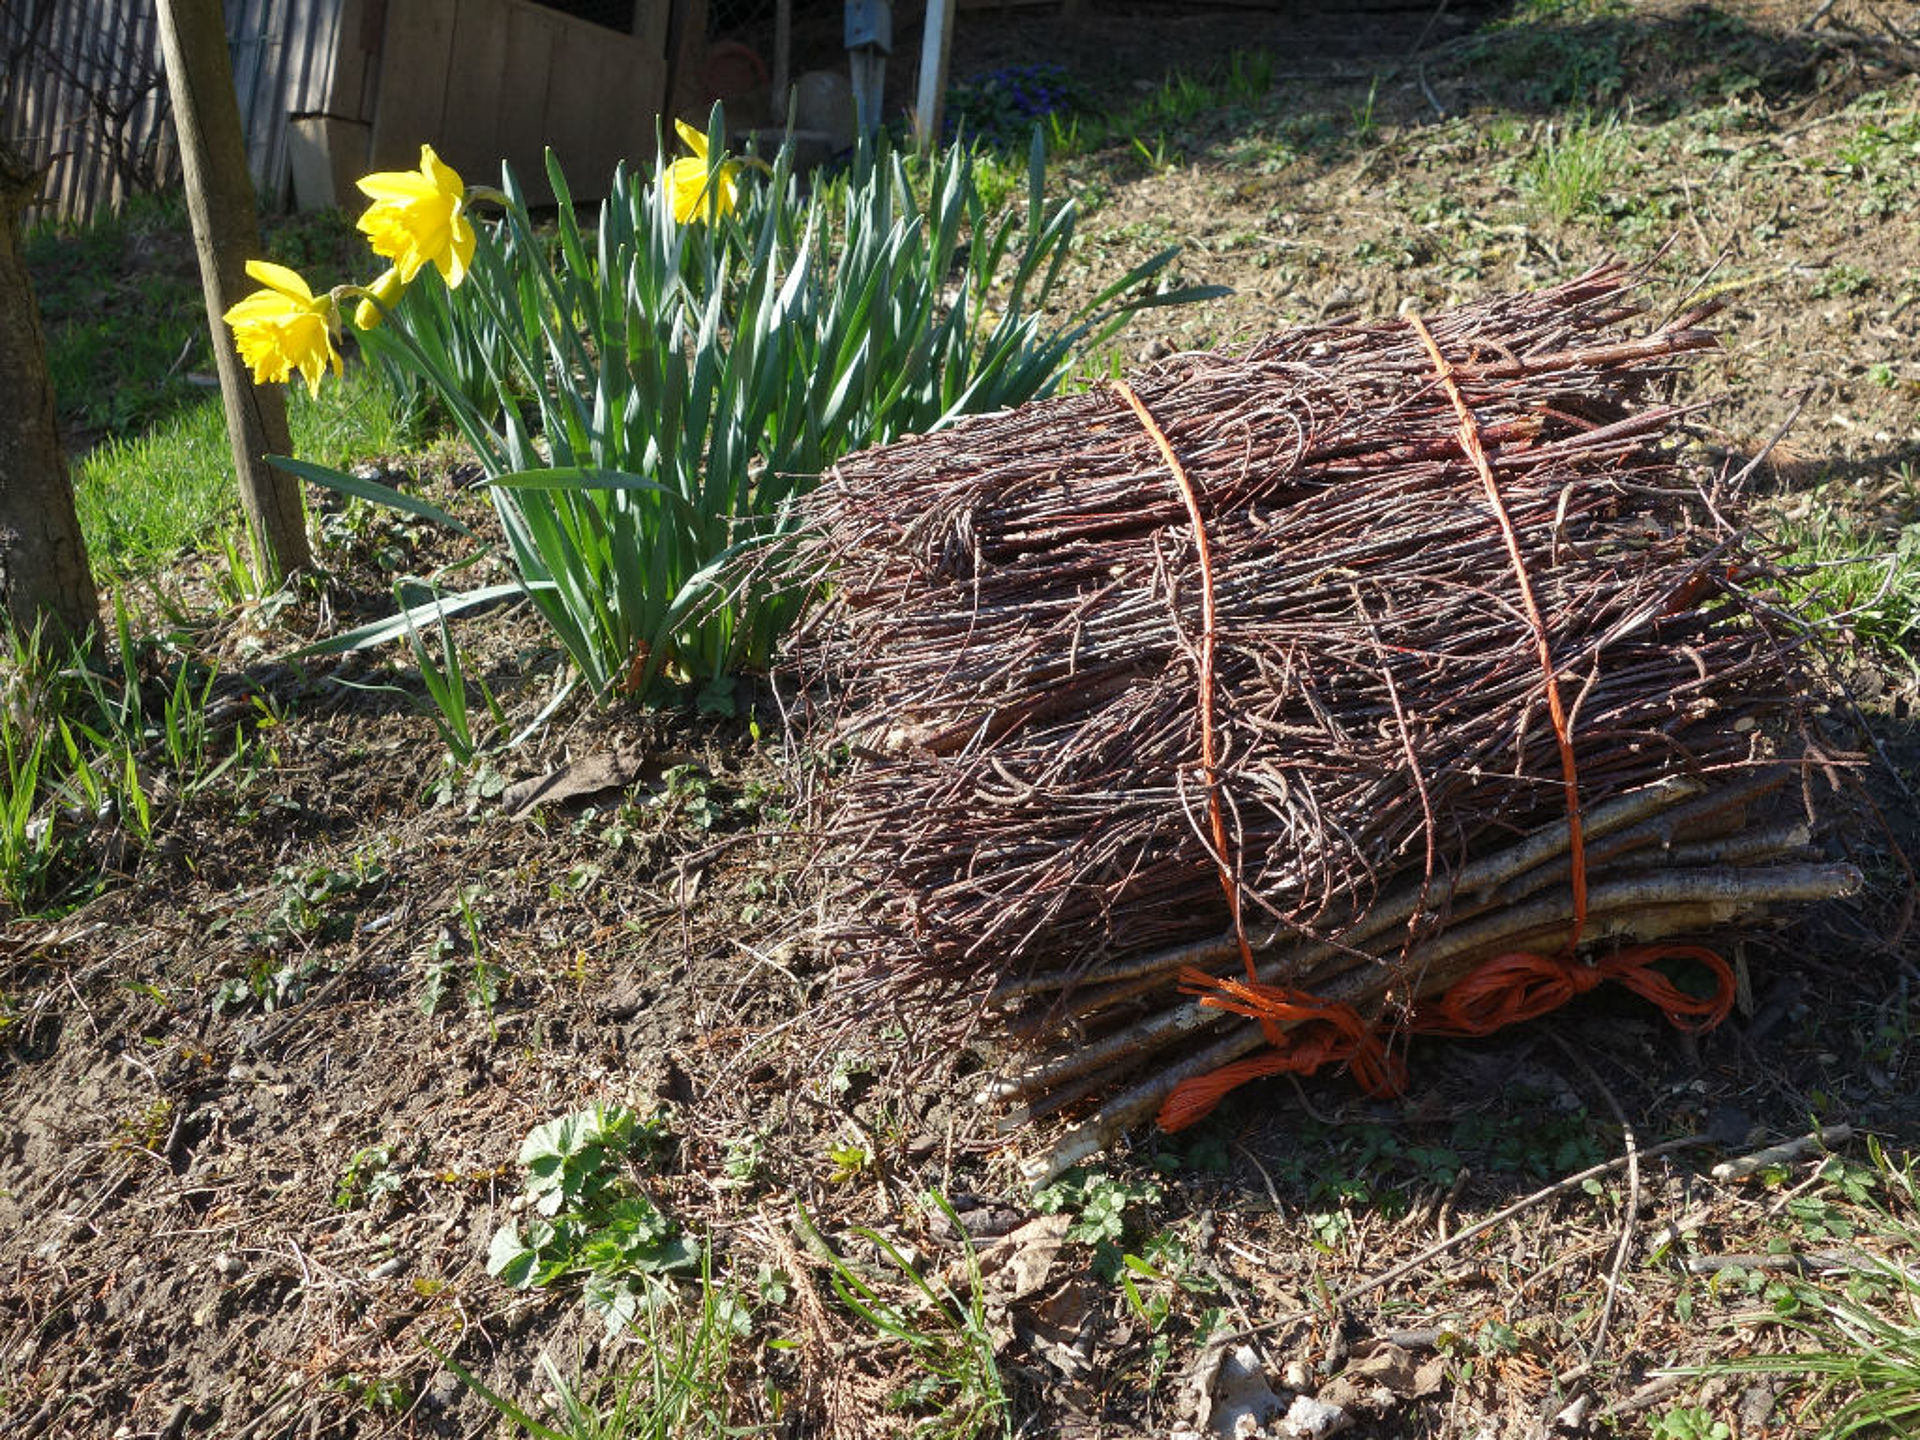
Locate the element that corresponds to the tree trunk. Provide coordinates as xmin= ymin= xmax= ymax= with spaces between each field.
xmin=155 ymin=0 xmax=312 ymax=585
xmin=0 ymin=143 xmax=100 ymax=650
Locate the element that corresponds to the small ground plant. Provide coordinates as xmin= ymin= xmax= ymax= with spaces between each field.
xmin=487 ymin=1104 xmax=696 ymax=1329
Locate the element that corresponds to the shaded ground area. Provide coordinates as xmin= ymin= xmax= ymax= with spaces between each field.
xmin=4 ymin=3 xmax=1920 ymax=1438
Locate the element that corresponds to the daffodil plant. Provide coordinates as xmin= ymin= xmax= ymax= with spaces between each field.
xmin=231 ymin=113 xmax=1219 ymax=721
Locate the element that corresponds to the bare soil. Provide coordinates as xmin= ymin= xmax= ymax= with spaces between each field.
xmin=5 ymin=4 xmax=1919 ymax=1439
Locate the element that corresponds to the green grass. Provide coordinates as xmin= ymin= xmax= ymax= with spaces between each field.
xmin=1521 ymin=111 xmax=1633 ymax=220
xmin=26 ymin=193 xmax=205 ymax=439
xmin=806 ymin=1193 xmax=1013 ymax=1438
xmin=0 ymin=594 xmax=274 ymax=918
xmin=73 ymin=366 xmax=414 ymax=578
xmin=1031 ymin=50 xmax=1278 ymax=167
xmin=431 ymin=1272 xmax=751 ymax=1438
xmin=1467 ymin=1 xmax=1629 ymax=108
xmin=1667 ymin=1142 xmax=1920 ymax=1439
xmin=1765 ymin=471 xmax=1920 ymax=676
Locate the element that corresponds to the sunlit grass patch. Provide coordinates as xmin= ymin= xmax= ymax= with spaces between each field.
xmin=74 ymin=366 xmax=415 ymax=578
xmin=1763 ymin=467 xmax=1920 ymax=678
xmin=1520 ymin=111 xmax=1634 ymax=220
xmin=28 ymin=191 xmax=378 ymax=443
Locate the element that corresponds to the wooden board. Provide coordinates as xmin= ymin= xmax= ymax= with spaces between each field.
xmin=439 ymin=0 xmax=511 ymax=186
xmin=664 ymin=0 xmax=709 ymax=122
xmin=324 ymin=0 xmax=381 ymax=120
xmin=287 ymin=115 xmax=373 ymax=209
xmin=631 ymin=0 xmax=669 ymax=59
xmin=496 ymin=0 xmax=560 ymax=190
xmin=598 ymin=30 xmax=667 ymax=180
xmin=367 ymin=0 xmax=668 ymax=205
xmin=366 ymin=0 xmax=457 ymax=171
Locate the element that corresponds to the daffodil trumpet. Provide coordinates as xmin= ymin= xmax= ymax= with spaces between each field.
xmin=663 ymin=118 xmax=770 ymax=224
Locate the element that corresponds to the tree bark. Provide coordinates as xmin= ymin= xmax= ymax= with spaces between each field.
xmin=155 ymin=0 xmax=312 ymax=584
xmin=0 ymin=142 xmax=100 ymax=649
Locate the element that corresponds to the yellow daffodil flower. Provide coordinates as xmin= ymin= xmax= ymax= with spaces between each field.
xmin=352 ymin=266 xmax=407 ymax=331
xmin=356 ymin=143 xmax=476 ymax=287
xmin=222 ymin=260 xmax=343 ymax=398
xmin=665 ymin=118 xmax=741 ymax=224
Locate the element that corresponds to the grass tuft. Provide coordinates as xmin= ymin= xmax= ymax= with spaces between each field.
xmin=1667 ymin=1141 xmax=1920 ymax=1439
xmin=1764 ymin=469 xmax=1920 ymax=677
xmin=1521 ymin=111 xmax=1632 ymax=220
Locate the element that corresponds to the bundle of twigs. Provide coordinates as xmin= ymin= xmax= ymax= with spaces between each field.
xmin=777 ymin=265 xmax=1860 ymax=1179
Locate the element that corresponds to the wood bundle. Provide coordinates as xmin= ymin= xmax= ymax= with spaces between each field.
xmin=778 ymin=265 xmax=1861 ymax=1180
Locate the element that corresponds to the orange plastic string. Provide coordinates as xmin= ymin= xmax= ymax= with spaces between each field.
xmin=1408 ymin=312 xmax=1590 ymax=952
xmin=1157 ymin=944 xmax=1736 ymax=1131
xmin=1158 ymin=968 xmax=1407 ymax=1131
xmin=1411 ymin=944 xmax=1736 ymax=1039
xmin=1110 ymin=381 xmax=1262 ymax=988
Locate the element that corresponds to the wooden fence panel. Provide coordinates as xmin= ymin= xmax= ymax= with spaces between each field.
xmin=1 ymin=0 xmax=672 ymax=222
xmin=0 ymin=0 xmax=344 ymax=223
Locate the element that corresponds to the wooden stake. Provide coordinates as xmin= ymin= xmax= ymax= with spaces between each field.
xmin=155 ymin=0 xmax=311 ymax=586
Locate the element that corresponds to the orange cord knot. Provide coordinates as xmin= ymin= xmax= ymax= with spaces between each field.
xmin=1414 ymin=943 xmax=1736 ymax=1039
xmin=1155 ymin=945 xmax=1735 ymax=1133
xmin=1157 ymin=968 xmax=1408 ymax=1131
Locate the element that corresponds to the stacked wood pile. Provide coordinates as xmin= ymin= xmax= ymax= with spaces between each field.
xmin=776 ymin=266 xmax=1861 ymax=1180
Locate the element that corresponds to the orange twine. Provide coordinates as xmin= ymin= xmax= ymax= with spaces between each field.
xmin=1412 ymin=945 xmax=1736 ymax=1039
xmin=1407 ymin=311 xmax=1591 ymax=952
xmin=1157 ymin=946 xmax=1737 ymax=1131
xmin=1110 ymin=380 xmax=1263 ymax=987
xmin=1156 ymin=969 xmax=1408 ymax=1133
xmin=1145 ymin=322 xmax=1736 ymax=1134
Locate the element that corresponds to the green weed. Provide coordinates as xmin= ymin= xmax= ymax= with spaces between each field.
xmin=806 ymin=1192 xmax=1013 ymax=1438
xmin=400 ymin=595 xmax=504 ymax=768
xmin=336 ymin=1144 xmax=404 ymax=1210
xmin=1811 ymin=263 xmax=1873 ymax=299
xmin=432 ymin=1265 xmax=750 ymax=1439
xmin=487 ymin=1105 xmax=696 ymax=1330
xmin=419 ymin=883 xmax=510 ymax=1023
xmin=1833 ymin=95 xmax=1920 ymax=217
xmin=1226 ymin=50 xmax=1275 ymax=105
xmin=1130 ymin=132 xmax=1178 ymax=175
xmin=1651 ymin=1407 xmax=1731 ymax=1440
xmin=1351 ymin=76 xmax=1383 ymax=145
xmin=1034 ymin=53 xmax=1280 ymax=164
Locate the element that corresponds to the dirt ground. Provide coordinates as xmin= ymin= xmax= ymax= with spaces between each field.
xmin=5 ymin=3 xmax=1920 ymax=1438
